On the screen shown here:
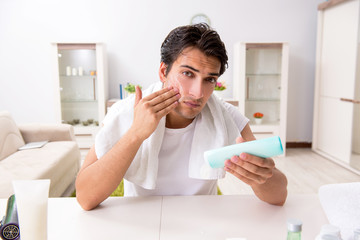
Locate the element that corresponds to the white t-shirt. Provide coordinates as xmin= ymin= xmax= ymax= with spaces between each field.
xmin=124 ymin=101 xmax=249 ymax=196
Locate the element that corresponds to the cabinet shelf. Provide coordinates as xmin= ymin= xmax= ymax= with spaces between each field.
xmin=60 ymin=75 xmax=97 ymax=79
xmin=67 ymin=123 xmax=100 ymax=128
xmin=250 ymin=122 xmax=280 ymax=128
xmin=246 ymin=74 xmax=281 ymax=77
xmin=61 ymin=99 xmax=98 ymax=103
xmin=246 ymin=98 xmax=280 ymax=102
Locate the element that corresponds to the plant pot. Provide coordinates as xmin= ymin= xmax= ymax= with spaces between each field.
xmin=254 ymin=118 xmax=263 ymax=124
xmin=124 ymin=91 xmax=135 ymax=99
xmin=213 ymin=90 xmax=226 ymax=99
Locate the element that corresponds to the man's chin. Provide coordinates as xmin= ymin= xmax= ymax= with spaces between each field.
xmin=174 ymin=105 xmax=201 ymax=120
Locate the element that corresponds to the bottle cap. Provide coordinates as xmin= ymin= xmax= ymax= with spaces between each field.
xmin=287 ymin=219 xmax=302 ymax=232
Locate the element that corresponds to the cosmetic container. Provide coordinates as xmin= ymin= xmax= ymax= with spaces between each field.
xmin=287 ymin=219 xmax=302 ymax=240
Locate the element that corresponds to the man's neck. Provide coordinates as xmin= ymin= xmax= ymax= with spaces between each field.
xmin=165 ymin=113 xmax=194 ymax=129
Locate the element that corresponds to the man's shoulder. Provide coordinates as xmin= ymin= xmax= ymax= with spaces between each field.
xmin=211 ymin=97 xmax=239 ymax=117
xmin=210 ymin=96 xmax=249 ymax=130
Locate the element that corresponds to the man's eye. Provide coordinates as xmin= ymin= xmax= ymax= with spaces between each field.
xmin=182 ymin=71 xmax=192 ymax=77
xmin=207 ymin=78 xmax=217 ymax=83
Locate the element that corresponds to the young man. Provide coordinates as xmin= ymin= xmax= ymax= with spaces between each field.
xmin=76 ymin=24 xmax=288 ymax=211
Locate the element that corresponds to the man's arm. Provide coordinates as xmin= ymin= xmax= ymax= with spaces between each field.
xmin=224 ymin=124 xmax=288 ymax=206
xmin=76 ymin=86 xmax=180 ymax=210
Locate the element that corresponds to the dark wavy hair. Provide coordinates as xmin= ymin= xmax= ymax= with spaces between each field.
xmin=160 ymin=23 xmax=228 ymax=76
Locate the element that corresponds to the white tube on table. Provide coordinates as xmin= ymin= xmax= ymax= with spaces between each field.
xmin=12 ymin=179 xmax=50 ymax=240
xmin=204 ymin=136 xmax=284 ymax=168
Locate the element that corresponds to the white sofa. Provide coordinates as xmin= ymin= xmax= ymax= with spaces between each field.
xmin=0 ymin=111 xmax=81 ymax=198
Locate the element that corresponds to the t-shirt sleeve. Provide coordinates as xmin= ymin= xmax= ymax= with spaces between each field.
xmin=222 ymin=101 xmax=249 ymax=132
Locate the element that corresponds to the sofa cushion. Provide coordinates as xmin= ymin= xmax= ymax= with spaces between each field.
xmin=0 ymin=141 xmax=80 ymax=198
xmin=0 ymin=111 xmax=25 ymax=161
xmin=19 ymin=123 xmax=76 ymax=142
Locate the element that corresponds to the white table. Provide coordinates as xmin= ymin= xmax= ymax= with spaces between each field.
xmin=0 ymin=194 xmax=328 ymax=240
xmin=160 ymin=195 xmax=328 ymax=240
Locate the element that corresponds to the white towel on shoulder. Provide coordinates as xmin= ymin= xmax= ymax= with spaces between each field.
xmin=95 ymin=82 xmax=240 ymax=189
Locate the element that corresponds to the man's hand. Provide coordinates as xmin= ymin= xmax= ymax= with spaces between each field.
xmin=130 ymin=85 xmax=180 ymax=141
xmin=224 ymin=137 xmax=275 ymax=186
xmin=224 ymin=136 xmax=288 ymax=205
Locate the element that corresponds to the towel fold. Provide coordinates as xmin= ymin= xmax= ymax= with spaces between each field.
xmin=318 ymin=182 xmax=360 ymax=240
xmin=95 ymin=82 xmax=240 ymax=189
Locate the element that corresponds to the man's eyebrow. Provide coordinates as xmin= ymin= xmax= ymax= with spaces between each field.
xmin=180 ymin=65 xmax=220 ymax=76
xmin=180 ymin=65 xmax=199 ymax=72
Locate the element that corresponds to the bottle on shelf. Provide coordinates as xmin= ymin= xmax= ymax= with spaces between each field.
xmin=78 ymin=66 xmax=83 ymax=76
xmin=72 ymin=67 xmax=77 ymax=76
xmin=66 ymin=66 xmax=71 ymax=76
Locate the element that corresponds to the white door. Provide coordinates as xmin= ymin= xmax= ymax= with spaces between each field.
xmin=316 ymin=0 xmax=359 ymax=164
xmin=350 ymin=45 xmax=360 ymax=170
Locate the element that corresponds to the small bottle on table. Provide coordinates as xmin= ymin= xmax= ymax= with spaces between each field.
xmin=287 ymin=219 xmax=302 ymax=240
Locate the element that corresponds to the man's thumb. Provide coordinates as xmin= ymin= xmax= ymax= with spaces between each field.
xmin=134 ymin=85 xmax=142 ymax=105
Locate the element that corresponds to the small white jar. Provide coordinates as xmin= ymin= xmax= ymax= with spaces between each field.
xmin=78 ymin=66 xmax=83 ymax=76
xmin=72 ymin=67 xmax=77 ymax=76
xmin=66 ymin=66 xmax=71 ymax=76
xmin=315 ymin=224 xmax=342 ymax=240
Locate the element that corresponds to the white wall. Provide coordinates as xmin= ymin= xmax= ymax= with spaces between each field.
xmin=0 ymin=0 xmax=323 ymax=142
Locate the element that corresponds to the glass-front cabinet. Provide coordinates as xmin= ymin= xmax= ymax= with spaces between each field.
xmin=233 ymin=42 xmax=289 ymax=153
xmin=52 ymin=43 xmax=108 ymax=151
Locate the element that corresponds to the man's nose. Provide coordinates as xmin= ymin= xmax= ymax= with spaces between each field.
xmin=188 ymin=79 xmax=204 ymax=98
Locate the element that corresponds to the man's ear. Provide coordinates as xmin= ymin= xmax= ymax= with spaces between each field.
xmin=159 ymin=62 xmax=167 ymax=83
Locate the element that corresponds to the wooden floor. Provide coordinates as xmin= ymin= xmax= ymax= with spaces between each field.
xmin=218 ymin=148 xmax=360 ymax=195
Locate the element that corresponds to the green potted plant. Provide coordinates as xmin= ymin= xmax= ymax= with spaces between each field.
xmin=124 ymin=83 xmax=136 ymax=94
xmin=124 ymin=83 xmax=141 ymax=98
xmin=213 ymin=81 xmax=226 ymax=99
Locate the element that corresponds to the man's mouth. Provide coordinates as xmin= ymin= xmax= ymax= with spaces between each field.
xmin=183 ymin=100 xmax=201 ymax=108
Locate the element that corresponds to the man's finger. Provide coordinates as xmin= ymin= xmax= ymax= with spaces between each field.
xmin=225 ymin=160 xmax=267 ymax=184
xmin=152 ymin=93 xmax=180 ymax=113
xmin=141 ymin=86 xmax=172 ymax=101
xmin=236 ymin=136 xmax=246 ymax=144
xmin=135 ymin=85 xmax=142 ymax=106
xmin=237 ymin=152 xmax=276 ymax=169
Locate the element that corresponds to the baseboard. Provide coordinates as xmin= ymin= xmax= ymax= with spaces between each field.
xmin=286 ymin=142 xmax=312 ymax=148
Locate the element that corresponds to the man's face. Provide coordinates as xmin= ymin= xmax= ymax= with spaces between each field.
xmin=160 ymin=47 xmax=221 ymax=128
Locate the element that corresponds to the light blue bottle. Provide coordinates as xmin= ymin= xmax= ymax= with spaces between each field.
xmin=204 ymin=136 xmax=284 ymax=168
